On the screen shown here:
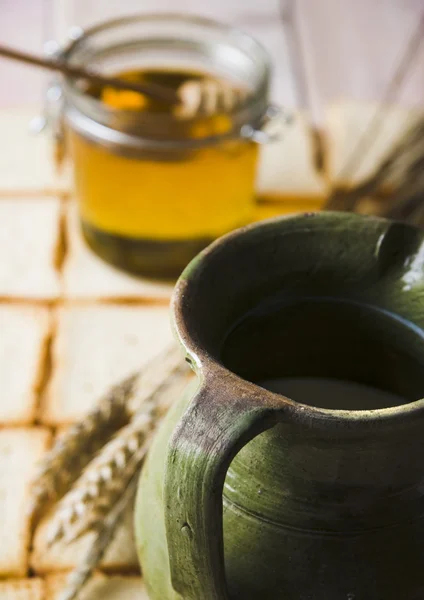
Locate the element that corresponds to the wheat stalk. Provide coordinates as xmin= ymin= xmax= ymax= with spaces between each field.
xmin=130 ymin=359 xmax=191 ymax=417
xmin=46 ymin=414 xmax=153 ymax=546
xmin=325 ymin=114 xmax=424 ymax=217
xmin=46 ymin=365 xmax=190 ymax=546
xmin=325 ymin=13 xmax=424 ymax=213
xmin=126 ymin=344 xmax=187 ymax=416
xmin=28 ymin=375 xmax=134 ymax=527
xmin=58 ymin=472 xmax=139 ymax=600
xmin=29 ymin=343 xmax=183 ymax=526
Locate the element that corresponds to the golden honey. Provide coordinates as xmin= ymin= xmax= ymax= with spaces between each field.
xmin=68 ymin=70 xmax=258 ymax=277
xmin=61 ymin=15 xmax=273 ymax=278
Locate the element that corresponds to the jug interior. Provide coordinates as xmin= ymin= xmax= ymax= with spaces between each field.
xmin=221 ymin=296 xmax=424 ymax=410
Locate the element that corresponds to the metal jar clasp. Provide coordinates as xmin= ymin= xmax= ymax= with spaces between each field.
xmin=29 ymin=27 xmax=85 ymax=136
xmin=240 ymin=104 xmax=293 ymax=144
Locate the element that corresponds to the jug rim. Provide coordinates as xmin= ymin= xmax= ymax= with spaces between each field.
xmin=172 ymin=211 xmax=424 ymax=429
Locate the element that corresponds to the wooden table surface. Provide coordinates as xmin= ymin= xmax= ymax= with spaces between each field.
xmin=1 ymin=0 xmax=423 ymax=121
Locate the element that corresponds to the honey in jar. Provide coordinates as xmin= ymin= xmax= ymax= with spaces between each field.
xmin=60 ymin=15 xmax=273 ymax=278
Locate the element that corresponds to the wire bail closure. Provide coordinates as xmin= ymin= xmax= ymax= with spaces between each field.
xmin=240 ymin=104 xmax=293 ymax=144
xmin=30 ymin=27 xmax=85 ymax=137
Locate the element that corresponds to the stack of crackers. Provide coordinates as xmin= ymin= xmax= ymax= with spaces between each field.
xmin=0 ymin=109 xmax=174 ymax=600
xmin=0 ymin=104 xmax=414 ymax=599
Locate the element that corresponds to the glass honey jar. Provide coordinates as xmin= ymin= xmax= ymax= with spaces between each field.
xmin=54 ymin=15 xmax=279 ymax=278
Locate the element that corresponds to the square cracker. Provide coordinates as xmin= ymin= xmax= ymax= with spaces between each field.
xmin=0 ymin=428 xmax=52 ymax=576
xmin=0 ymin=108 xmax=70 ymax=196
xmin=62 ymin=203 xmax=173 ymax=300
xmin=0 ymin=305 xmax=51 ymax=424
xmin=32 ymin=502 xmax=139 ymax=573
xmin=0 ymin=579 xmax=44 ymax=600
xmin=256 ymin=111 xmax=328 ymax=202
xmin=46 ymin=573 xmax=148 ymax=600
xmin=42 ymin=304 xmax=174 ymax=424
xmin=324 ymin=101 xmax=419 ymax=188
xmin=0 ymin=198 xmax=61 ymax=299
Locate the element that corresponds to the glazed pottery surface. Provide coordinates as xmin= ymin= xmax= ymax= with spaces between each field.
xmin=135 ymin=213 xmax=424 ymax=600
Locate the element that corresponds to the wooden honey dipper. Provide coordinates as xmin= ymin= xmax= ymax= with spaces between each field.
xmin=0 ymin=44 xmax=249 ymax=118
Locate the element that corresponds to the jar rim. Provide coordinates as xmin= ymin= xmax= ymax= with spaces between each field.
xmin=62 ymin=12 xmax=272 ymax=149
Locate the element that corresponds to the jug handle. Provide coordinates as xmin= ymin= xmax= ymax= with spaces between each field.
xmin=164 ymin=373 xmax=291 ymax=600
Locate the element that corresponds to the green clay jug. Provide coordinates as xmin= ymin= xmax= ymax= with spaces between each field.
xmin=135 ymin=212 xmax=424 ymax=600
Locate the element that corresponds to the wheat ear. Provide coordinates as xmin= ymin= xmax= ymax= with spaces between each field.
xmin=29 ymin=343 xmax=182 ymax=525
xmin=46 ymin=414 xmax=153 ymax=546
xmin=57 ymin=472 xmax=139 ymax=600
xmin=28 ymin=375 xmax=135 ymax=527
xmin=46 ymin=364 xmax=190 ymax=546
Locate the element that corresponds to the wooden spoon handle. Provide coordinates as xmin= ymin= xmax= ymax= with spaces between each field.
xmin=0 ymin=44 xmax=179 ymax=105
